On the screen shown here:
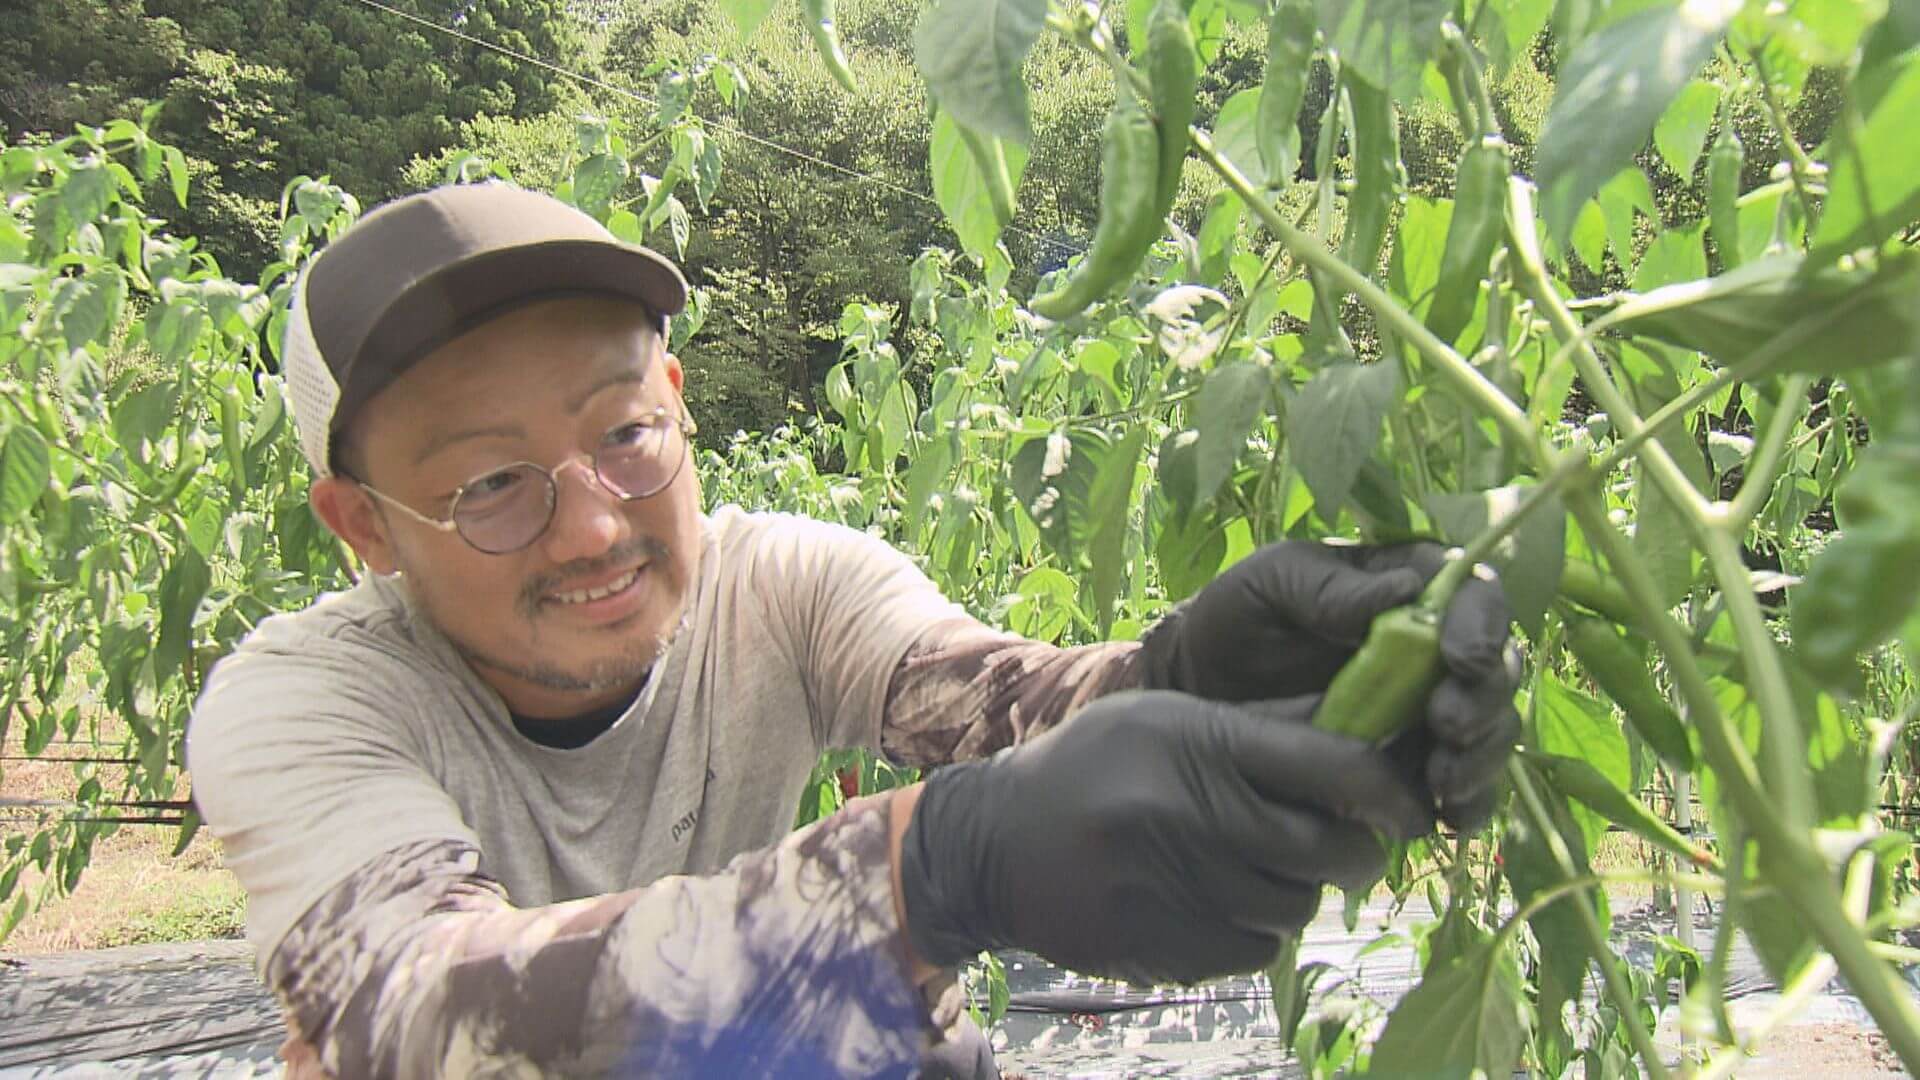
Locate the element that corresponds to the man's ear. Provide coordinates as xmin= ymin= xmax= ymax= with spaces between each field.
xmin=662 ymin=351 xmax=684 ymax=394
xmin=310 ymin=476 xmax=400 ymax=576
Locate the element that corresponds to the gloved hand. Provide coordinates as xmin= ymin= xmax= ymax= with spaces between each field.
xmin=898 ymin=690 xmax=1434 ymax=987
xmin=1136 ymin=541 xmax=1521 ymax=829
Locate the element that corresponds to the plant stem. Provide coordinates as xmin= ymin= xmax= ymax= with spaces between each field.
xmin=1567 ymin=486 xmax=1920 ymax=1071
xmin=1194 ymin=130 xmax=1537 ymax=457
xmin=1509 ymin=760 xmax=1675 ymax=1080
xmin=1496 ymin=869 xmax=1726 ymax=951
xmin=1750 ymin=51 xmax=1823 ymax=239
xmin=1688 ymin=952 xmax=1838 ymax=1080
xmin=1506 ymin=180 xmax=1713 ymax=522
xmin=1724 ymin=374 xmax=1812 ymax=527
xmin=1690 ymin=845 xmax=1883 ymax=1080
xmin=1695 ymin=524 xmax=1814 ymax=829
xmin=1699 ymin=810 xmax=1742 ymax=1045
xmin=1594 ymin=366 xmax=1736 ymax=476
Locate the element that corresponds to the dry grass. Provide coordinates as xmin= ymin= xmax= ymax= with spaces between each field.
xmin=2 ymin=742 xmax=245 ymax=954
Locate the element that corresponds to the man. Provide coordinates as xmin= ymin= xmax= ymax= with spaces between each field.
xmin=187 ymin=182 xmax=1520 ymax=1078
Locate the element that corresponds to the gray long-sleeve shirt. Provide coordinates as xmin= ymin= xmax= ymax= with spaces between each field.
xmin=188 ymin=506 xmax=1139 ymax=1076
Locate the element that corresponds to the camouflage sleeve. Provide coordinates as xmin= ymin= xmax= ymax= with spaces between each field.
xmin=265 ymin=793 xmax=981 ymax=1079
xmin=880 ymin=617 xmax=1146 ymax=767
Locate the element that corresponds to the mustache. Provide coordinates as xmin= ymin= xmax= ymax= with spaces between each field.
xmin=519 ymin=536 xmax=671 ymax=613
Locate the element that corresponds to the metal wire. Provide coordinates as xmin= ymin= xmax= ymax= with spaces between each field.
xmin=344 ymin=0 xmax=1081 ymax=259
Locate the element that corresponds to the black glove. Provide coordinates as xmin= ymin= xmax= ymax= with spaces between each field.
xmin=1137 ymin=541 xmax=1521 ymax=829
xmin=899 ymin=690 xmax=1434 ymax=987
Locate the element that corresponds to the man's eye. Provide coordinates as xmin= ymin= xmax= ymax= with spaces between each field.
xmin=463 ymin=469 xmax=524 ymax=502
xmin=606 ymin=421 xmax=659 ymax=450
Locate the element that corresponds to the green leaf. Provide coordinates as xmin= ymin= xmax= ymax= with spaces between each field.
xmin=48 ymin=274 xmax=116 ymax=353
xmin=930 ymin=111 xmax=1030 ymax=259
xmin=112 ymin=378 xmax=179 ymax=460
xmin=1618 ymin=344 xmax=1707 ymax=606
xmin=1536 ymin=0 xmax=1739 ymax=241
xmin=1424 ymin=483 xmax=1565 ymax=639
xmin=0 ymin=426 xmax=50 ymax=524
xmin=1314 ymin=0 xmax=1452 ymax=101
xmin=1605 ymin=249 xmax=1920 ymax=375
xmin=1481 ymin=0 xmax=1555 ymax=71
xmin=1155 ymin=501 xmax=1227 ymax=601
xmin=571 ymin=153 xmax=628 ymax=219
xmin=154 ymin=544 xmax=208 ymax=686
xmin=1157 ymin=428 xmax=1202 ymax=518
xmin=1087 ymin=428 xmax=1147 ymax=635
xmin=1258 ymin=0 xmax=1314 ymax=183
xmin=717 ymin=0 xmax=778 ymax=38
xmin=1570 ymin=200 xmax=1609 ymax=272
xmin=1632 ymin=221 xmax=1708 ymax=291
xmin=904 ymin=433 xmax=957 ymax=544
xmin=1533 ymin=672 xmax=1631 ymax=855
xmin=1811 ymin=48 xmax=1920 ymax=261
xmin=1011 ymin=427 xmax=1112 ymax=557
xmin=1388 ymin=196 xmax=1452 ymax=315
xmin=1794 ymin=669 xmax=1872 ymax=825
xmin=914 ymin=0 xmax=1049 ymax=144
xmin=1191 ymin=362 xmax=1272 ymax=506
xmin=1211 ymin=88 xmax=1273 ymax=189
xmin=1500 ymin=774 xmax=1595 ymax=1068
xmin=170 ymin=807 xmax=203 ymax=858
xmin=61 ymin=161 xmax=113 ymax=225
xmin=1652 ymin=79 xmax=1721 ymax=179
xmin=1791 ymin=444 xmax=1920 ymax=691
xmin=1527 ymin=751 xmax=1711 ymax=866
xmin=163 ymin=146 xmax=189 ymax=209
xmin=1195 ymin=193 xmax=1243 ymax=287
xmin=1008 ymin=566 xmax=1079 ymax=643
xmin=1287 ymin=359 xmax=1400 ymax=518
xmin=1368 ymin=929 xmax=1530 ymax=1076
xmin=1598 ymin=167 xmax=1656 ymax=274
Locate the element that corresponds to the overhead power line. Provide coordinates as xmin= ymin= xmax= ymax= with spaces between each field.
xmin=345 ymin=0 xmax=1078 ymax=258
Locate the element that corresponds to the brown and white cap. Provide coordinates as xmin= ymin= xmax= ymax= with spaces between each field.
xmin=282 ymin=182 xmax=688 ymax=477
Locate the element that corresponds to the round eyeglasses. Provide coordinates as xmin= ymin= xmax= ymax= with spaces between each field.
xmin=354 ymin=406 xmax=698 ymax=555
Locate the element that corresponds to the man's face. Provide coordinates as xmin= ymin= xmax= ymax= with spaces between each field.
xmin=325 ymin=296 xmax=703 ymax=718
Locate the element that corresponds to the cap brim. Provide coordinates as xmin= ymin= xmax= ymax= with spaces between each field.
xmin=334 ymin=238 xmax=688 ymax=435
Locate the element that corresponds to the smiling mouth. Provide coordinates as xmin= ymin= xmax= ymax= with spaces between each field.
xmin=549 ymin=566 xmax=642 ymax=605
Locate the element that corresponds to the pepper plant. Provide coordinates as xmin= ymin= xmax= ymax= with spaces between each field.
xmin=764 ymin=0 xmax=1920 ymax=1072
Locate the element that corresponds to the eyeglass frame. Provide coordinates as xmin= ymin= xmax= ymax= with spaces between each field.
xmin=348 ymin=404 xmax=699 ymax=555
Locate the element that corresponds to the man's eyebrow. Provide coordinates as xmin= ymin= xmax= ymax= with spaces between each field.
xmin=411 ymin=369 xmax=652 ymax=466
xmin=566 ymin=369 xmax=650 ymax=414
xmin=413 ymin=424 xmax=526 ymax=467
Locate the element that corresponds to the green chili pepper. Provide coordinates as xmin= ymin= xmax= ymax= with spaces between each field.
xmin=1526 ymin=751 xmax=1717 ymax=868
xmin=31 ymin=388 xmax=63 ymax=443
xmin=219 ymin=384 xmax=248 ymax=501
xmin=1707 ymin=124 xmax=1745 ymax=271
xmin=1313 ymin=605 xmax=1443 ymax=743
xmin=1256 ymin=0 xmax=1313 ymax=185
xmin=1337 ymin=77 xmax=1399 ymax=283
xmin=247 ymin=375 xmax=285 ymax=453
xmin=1564 ymin=613 xmax=1695 ymax=771
xmin=803 ymin=0 xmax=858 ymax=92
xmin=1029 ymin=75 xmax=1163 ymax=321
xmin=1558 ymin=559 xmax=1640 ymax=629
xmin=1426 ymin=135 xmax=1511 ymax=345
xmin=1146 ymin=0 xmax=1197 ymax=219
xmin=957 ymin=126 xmax=1018 ymax=228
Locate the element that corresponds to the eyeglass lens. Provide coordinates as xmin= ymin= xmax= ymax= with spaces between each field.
xmin=452 ymin=420 xmax=685 ymax=554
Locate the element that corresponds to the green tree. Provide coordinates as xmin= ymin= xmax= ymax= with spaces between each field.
xmin=1 ymin=0 xmax=584 ymax=273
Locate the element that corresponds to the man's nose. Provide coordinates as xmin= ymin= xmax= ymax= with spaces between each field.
xmin=539 ymin=457 xmax=625 ymax=564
